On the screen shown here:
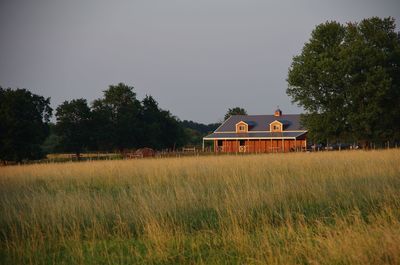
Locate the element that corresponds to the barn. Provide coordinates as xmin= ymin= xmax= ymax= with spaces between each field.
xmin=203 ymin=109 xmax=307 ymax=153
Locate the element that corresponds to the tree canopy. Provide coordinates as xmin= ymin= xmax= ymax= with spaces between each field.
xmin=287 ymin=17 xmax=400 ymax=145
xmin=88 ymin=83 xmax=187 ymax=152
xmin=0 ymin=87 xmax=52 ymax=162
xmin=224 ymin=107 xmax=247 ymax=120
xmin=55 ymin=99 xmax=92 ymax=158
xmin=92 ymin=83 xmax=141 ymax=151
xmin=140 ymin=95 xmax=186 ymax=149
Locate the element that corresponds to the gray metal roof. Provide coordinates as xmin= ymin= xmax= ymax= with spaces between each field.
xmin=204 ymin=131 xmax=307 ymax=140
xmin=215 ymin=114 xmax=304 ymax=132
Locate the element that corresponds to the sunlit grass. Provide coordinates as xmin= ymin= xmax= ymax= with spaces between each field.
xmin=1 ymin=150 xmax=400 ymax=264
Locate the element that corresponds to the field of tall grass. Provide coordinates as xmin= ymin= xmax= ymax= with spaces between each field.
xmin=1 ymin=150 xmax=400 ymax=264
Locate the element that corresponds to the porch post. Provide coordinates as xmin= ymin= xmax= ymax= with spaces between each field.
xmin=236 ymin=139 xmax=238 ymax=154
xmin=270 ymin=138 xmax=272 ymax=153
xmin=305 ymin=138 xmax=307 ymax=151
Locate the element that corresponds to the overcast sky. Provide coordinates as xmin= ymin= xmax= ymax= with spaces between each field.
xmin=1 ymin=0 xmax=399 ymax=123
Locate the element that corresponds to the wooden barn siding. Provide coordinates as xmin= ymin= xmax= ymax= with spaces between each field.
xmin=214 ymin=139 xmax=306 ymax=153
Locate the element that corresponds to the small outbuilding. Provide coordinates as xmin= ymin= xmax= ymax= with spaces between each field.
xmin=134 ymin=148 xmax=156 ymax=158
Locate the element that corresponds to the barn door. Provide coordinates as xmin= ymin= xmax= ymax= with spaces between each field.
xmin=239 ymin=140 xmax=246 ymax=153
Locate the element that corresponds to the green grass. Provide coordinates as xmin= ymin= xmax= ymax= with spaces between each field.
xmin=1 ymin=150 xmax=400 ymax=264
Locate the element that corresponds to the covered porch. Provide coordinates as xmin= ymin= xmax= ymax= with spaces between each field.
xmin=202 ymin=132 xmax=307 ymax=153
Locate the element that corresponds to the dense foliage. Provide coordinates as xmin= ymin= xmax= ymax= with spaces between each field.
xmin=53 ymin=83 xmax=226 ymax=153
xmin=180 ymin=120 xmax=220 ymax=146
xmin=91 ymin=83 xmax=142 ymax=151
xmin=287 ymin=17 xmax=400 ymax=145
xmin=55 ymin=99 xmax=92 ymax=158
xmin=1 ymin=83 xmax=216 ymax=161
xmin=139 ymin=95 xmax=186 ymax=150
xmin=0 ymin=87 xmax=52 ymax=162
xmin=56 ymin=83 xmax=187 ymax=153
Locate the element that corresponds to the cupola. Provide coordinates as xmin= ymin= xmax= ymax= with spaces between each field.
xmin=274 ymin=107 xmax=282 ymax=117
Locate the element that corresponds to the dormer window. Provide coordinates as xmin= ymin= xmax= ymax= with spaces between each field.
xmin=236 ymin=121 xmax=248 ymax=133
xmin=270 ymin=120 xmax=283 ymax=132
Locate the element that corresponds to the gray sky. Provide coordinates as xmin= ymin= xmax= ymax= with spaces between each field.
xmin=1 ymin=0 xmax=399 ymax=123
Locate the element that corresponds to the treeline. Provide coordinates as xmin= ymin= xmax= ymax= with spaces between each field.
xmin=180 ymin=120 xmax=220 ymax=146
xmin=0 ymin=83 xmax=218 ymax=162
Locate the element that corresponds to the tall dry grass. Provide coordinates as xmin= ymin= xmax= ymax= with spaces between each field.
xmin=1 ymin=150 xmax=400 ymax=264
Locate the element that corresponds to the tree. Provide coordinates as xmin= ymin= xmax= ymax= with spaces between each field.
xmin=180 ymin=120 xmax=221 ymax=146
xmin=41 ymin=123 xmax=62 ymax=154
xmin=92 ymin=83 xmax=141 ymax=151
xmin=287 ymin=17 xmax=400 ymax=146
xmin=183 ymin=128 xmax=203 ymax=146
xmin=224 ymin=107 xmax=247 ymax=120
xmin=140 ymin=95 xmax=163 ymax=148
xmin=140 ymin=95 xmax=186 ymax=149
xmin=55 ymin=99 xmax=92 ymax=159
xmin=0 ymin=87 xmax=52 ymax=162
xmin=90 ymin=83 xmax=187 ymax=151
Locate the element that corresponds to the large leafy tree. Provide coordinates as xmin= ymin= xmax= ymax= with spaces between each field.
xmin=287 ymin=17 xmax=400 ymax=145
xmin=55 ymin=99 xmax=92 ymax=159
xmin=92 ymin=83 xmax=141 ymax=151
xmin=224 ymin=107 xmax=247 ymax=120
xmin=140 ymin=95 xmax=163 ymax=148
xmin=0 ymin=87 xmax=52 ymax=162
xmin=140 ymin=95 xmax=186 ymax=149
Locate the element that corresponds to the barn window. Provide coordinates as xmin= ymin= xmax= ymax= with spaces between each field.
xmin=239 ymin=140 xmax=245 ymax=146
xmin=270 ymin=121 xmax=283 ymax=132
xmin=217 ymin=140 xmax=223 ymax=146
xmin=236 ymin=122 xmax=248 ymax=133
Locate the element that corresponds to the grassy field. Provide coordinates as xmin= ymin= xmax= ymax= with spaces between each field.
xmin=1 ymin=150 xmax=400 ymax=264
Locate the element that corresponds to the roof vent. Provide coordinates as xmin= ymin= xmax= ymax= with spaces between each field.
xmin=274 ymin=107 xmax=282 ymax=117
